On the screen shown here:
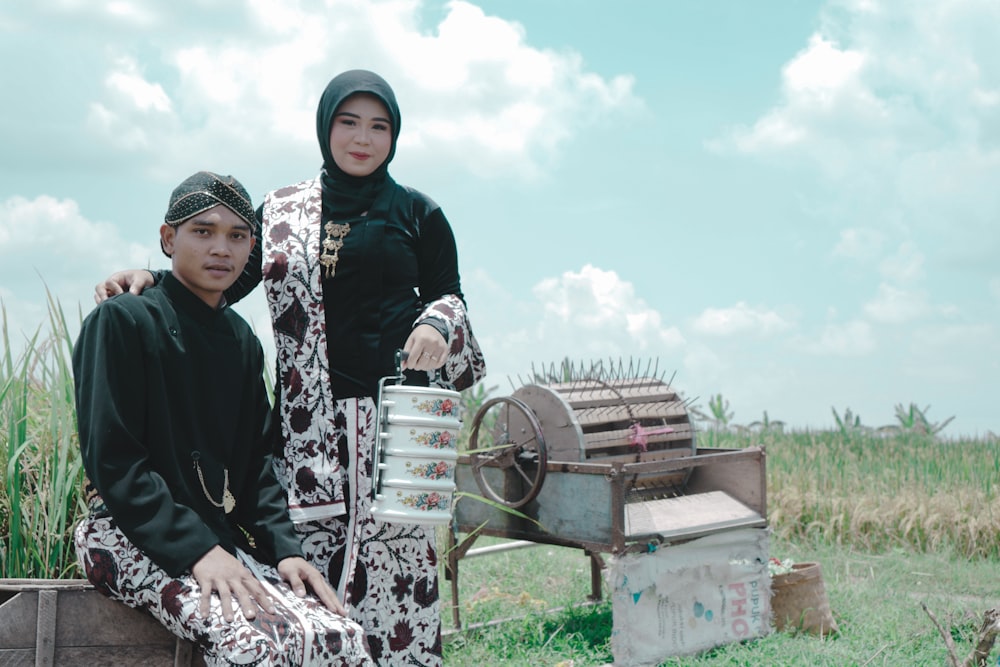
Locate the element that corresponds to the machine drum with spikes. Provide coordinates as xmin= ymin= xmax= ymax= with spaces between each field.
xmin=448 ymin=359 xmax=768 ymax=630
xmin=452 ymin=358 xmax=767 ymax=558
xmin=468 ymin=374 xmax=696 ymax=509
xmin=448 ymin=359 xmax=770 ymax=635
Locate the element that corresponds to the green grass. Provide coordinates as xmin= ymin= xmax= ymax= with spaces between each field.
xmin=438 ymin=427 xmax=1000 ymax=665
xmin=440 ymin=536 xmax=1000 ymax=666
xmin=4 ymin=296 xmax=1000 ymax=664
xmin=1 ymin=294 xmax=85 ymax=579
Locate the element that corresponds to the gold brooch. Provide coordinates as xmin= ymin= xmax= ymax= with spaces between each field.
xmin=320 ymin=221 xmax=351 ymax=278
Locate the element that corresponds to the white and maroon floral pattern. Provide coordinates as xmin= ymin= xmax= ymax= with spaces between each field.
xmin=74 ymin=517 xmax=373 ymax=666
xmin=262 ymin=177 xmax=347 ymax=522
xmin=295 ymin=397 xmax=443 ymax=665
xmin=417 ymin=294 xmax=486 ymax=392
xmin=261 ymin=177 xmax=485 ymax=666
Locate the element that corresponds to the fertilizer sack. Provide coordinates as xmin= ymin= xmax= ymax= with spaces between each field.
xmin=606 ymin=528 xmax=771 ymax=665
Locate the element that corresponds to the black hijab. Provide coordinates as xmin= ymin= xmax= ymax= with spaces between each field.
xmin=315 ymin=69 xmax=402 ymax=218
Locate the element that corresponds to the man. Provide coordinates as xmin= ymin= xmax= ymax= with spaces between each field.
xmin=73 ymin=171 xmax=373 ymax=666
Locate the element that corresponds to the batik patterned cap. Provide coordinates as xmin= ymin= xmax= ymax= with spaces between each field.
xmin=164 ymin=171 xmax=257 ymax=231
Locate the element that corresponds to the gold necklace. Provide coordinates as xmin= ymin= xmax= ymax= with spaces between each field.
xmin=193 ymin=457 xmax=236 ymax=514
xmin=320 ymin=221 xmax=351 ymax=278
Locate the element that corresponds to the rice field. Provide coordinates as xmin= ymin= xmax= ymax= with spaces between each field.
xmin=1 ymin=295 xmax=84 ymax=579
xmin=3 ymin=297 xmax=999 ymax=580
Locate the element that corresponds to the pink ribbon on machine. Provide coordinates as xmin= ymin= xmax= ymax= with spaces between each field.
xmin=628 ymin=422 xmax=674 ymax=452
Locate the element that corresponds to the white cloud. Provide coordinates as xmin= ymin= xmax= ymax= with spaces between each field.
xmin=906 ymin=322 xmax=998 ymax=392
xmin=690 ymin=301 xmax=792 ymax=337
xmin=106 ymin=59 xmax=172 ymax=113
xmin=783 ymin=34 xmax=865 ymax=100
xmin=832 ymin=227 xmax=885 ymax=261
xmin=895 ymin=145 xmax=1000 ymax=254
xmin=67 ymin=0 xmax=637 ymax=182
xmin=713 ymin=1 xmax=1000 ymax=198
xmin=0 ymin=191 xmax=276 ymax=368
xmin=104 ymin=1 xmax=156 ymax=26
xmin=0 ymin=195 xmax=149 ymax=268
xmin=680 ymin=342 xmax=727 ymax=393
xmin=713 ymin=0 xmax=1000 ymax=319
xmin=720 ymin=2 xmax=1000 ymax=158
xmin=718 ymin=33 xmax=884 ymax=167
xmin=533 ymin=265 xmax=684 ymax=348
xmin=0 ymin=195 xmax=157 ymax=346
xmin=245 ymin=0 xmax=318 ymax=34
xmin=863 ymin=283 xmax=929 ymax=324
xmin=799 ymin=319 xmax=876 ymax=356
xmin=468 ymin=265 xmax=684 ymax=381
xmin=86 ymin=56 xmax=175 ymax=152
xmin=878 ymin=240 xmax=924 ymax=284
xmin=379 ymin=1 xmax=638 ymax=177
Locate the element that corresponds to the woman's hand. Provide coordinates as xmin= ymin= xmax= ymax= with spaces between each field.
xmin=277 ymin=556 xmax=348 ymax=615
xmin=94 ymin=269 xmax=155 ymax=304
xmin=401 ymin=323 xmax=448 ymax=371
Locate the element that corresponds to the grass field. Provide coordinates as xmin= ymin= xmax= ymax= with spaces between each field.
xmin=440 ymin=534 xmax=1000 ymax=666
xmin=439 ymin=429 xmax=1000 ymax=665
xmin=3 ymin=300 xmax=999 ymax=665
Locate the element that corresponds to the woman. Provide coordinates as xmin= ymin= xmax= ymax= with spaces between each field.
xmin=97 ymin=70 xmax=485 ymax=666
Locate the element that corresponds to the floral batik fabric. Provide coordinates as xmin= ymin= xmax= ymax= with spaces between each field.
xmin=416 ymin=293 xmax=486 ymax=392
xmin=261 ymin=177 xmax=346 ymax=523
xmin=294 ymin=396 xmax=442 ymax=666
xmin=74 ymin=517 xmax=374 ymax=667
xmin=261 ymin=178 xmax=484 ymax=523
xmin=260 ymin=177 xmax=486 ymax=666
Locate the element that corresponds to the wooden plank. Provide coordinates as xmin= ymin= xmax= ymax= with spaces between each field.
xmin=0 ymin=648 xmax=35 ymax=665
xmin=581 ymin=424 xmax=694 ymax=453
xmin=0 ymin=582 xmax=205 ymax=667
xmin=0 ymin=647 xmax=183 ymax=667
xmin=686 ymin=447 xmax=767 ymax=518
xmin=36 ymin=589 xmax=56 ymax=667
xmin=55 ymin=646 xmax=179 ymax=666
xmin=575 ymin=402 xmax=690 ymax=427
xmin=0 ymin=580 xmax=93 ymax=591
xmin=557 ymin=385 xmax=681 ymax=410
xmin=174 ymin=637 xmax=194 ymax=667
xmin=0 ymin=591 xmax=40 ymax=648
xmin=55 ymin=590 xmax=180 ymax=646
xmin=584 ymin=447 xmax=694 ymax=467
xmin=550 ymin=444 xmax=694 ymax=500
xmin=512 ymin=384 xmax=585 ymax=463
xmin=625 ymin=491 xmax=766 ymax=542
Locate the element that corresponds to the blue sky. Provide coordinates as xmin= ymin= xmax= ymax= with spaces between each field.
xmin=2 ymin=1 xmax=997 ymax=436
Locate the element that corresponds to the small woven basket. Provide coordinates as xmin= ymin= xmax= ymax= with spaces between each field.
xmin=771 ymin=561 xmax=838 ymax=636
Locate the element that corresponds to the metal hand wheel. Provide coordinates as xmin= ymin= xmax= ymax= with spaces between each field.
xmin=468 ymin=396 xmax=547 ymax=508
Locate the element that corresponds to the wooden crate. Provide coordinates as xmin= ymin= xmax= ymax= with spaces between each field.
xmin=0 ymin=579 xmax=204 ymax=666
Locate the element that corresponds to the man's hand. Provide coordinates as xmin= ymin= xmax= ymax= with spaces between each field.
xmin=94 ymin=269 xmax=155 ymax=304
xmin=278 ymin=556 xmax=348 ymax=616
xmin=191 ymin=545 xmax=275 ymax=622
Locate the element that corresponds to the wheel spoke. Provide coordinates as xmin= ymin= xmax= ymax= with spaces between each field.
xmin=512 ymin=460 xmax=534 ymax=486
xmin=467 ymin=395 xmax=547 ymax=509
xmin=515 ymin=434 xmax=539 ymax=451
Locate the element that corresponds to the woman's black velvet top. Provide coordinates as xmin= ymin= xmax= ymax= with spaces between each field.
xmin=222 ymin=181 xmax=463 ymax=399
